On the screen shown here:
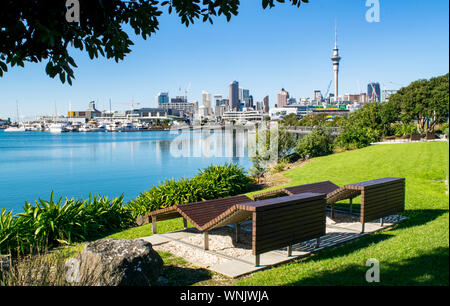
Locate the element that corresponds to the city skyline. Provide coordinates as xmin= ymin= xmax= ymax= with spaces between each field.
xmin=0 ymin=0 xmax=448 ymax=118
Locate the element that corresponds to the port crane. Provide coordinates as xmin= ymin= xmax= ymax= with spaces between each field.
xmin=324 ymin=80 xmax=332 ymax=100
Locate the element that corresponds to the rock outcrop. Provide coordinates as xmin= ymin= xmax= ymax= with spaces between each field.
xmin=68 ymin=238 xmax=163 ymax=286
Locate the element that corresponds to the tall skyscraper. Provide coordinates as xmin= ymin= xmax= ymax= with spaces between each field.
xmin=277 ymin=88 xmax=290 ymax=108
xmin=263 ymin=95 xmax=270 ymax=113
xmin=242 ymin=89 xmax=250 ymax=107
xmin=331 ymin=24 xmax=341 ymax=103
xmin=202 ymin=90 xmax=211 ymax=114
xmin=368 ymin=83 xmax=381 ymax=102
xmin=229 ymin=81 xmax=240 ymax=111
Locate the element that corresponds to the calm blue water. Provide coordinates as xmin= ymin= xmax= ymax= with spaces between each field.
xmin=0 ymin=130 xmax=251 ymax=213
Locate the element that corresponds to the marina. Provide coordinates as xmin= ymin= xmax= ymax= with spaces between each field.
xmin=0 ymin=130 xmax=251 ymax=213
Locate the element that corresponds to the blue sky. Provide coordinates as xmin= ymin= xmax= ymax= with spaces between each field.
xmin=0 ymin=0 xmax=448 ymax=119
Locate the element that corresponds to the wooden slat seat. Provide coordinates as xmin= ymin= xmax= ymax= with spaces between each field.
xmin=252 ymin=181 xmax=339 ymax=201
xmin=327 ymin=177 xmax=405 ymax=232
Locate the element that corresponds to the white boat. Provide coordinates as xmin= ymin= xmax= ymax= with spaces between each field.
xmin=5 ymin=101 xmax=25 ymax=132
xmin=49 ymin=123 xmax=68 ymax=133
xmin=106 ymin=122 xmax=119 ymax=132
xmin=119 ymin=121 xmax=137 ymax=132
xmin=4 ymin=125 xmax=26 ymax=132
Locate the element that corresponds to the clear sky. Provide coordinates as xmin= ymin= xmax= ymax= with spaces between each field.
xmin=0 ymin=0 xmax=448 ymax=119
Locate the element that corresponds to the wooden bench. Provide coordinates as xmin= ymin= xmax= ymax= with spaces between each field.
xmin=252 ymin=181 xmax=339 ymax=201
xmin=327 ymin=177 xmax=405 ymax=232
xmin=140 ymin=192 xmax=327 ymax=266
xmin=140 ymin=195 xmax=253 ymax=233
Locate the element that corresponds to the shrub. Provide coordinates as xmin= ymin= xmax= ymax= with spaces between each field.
xmin=195 ymin=163 xmax=250 ymax=200
xmin=0 ymin=193 xmax=132 ymax=256
xmin=294 ymin=127 xmax=335 ymax=160
xmin=335 ymin=126 xmax=380 ymax=150
xmin=270 ymin=162 xmax=286 ymax=174
xmin=393 ymin=123 xmax=418 ymax=136
xmin=127 ymin=163 xmax=250 ymax=218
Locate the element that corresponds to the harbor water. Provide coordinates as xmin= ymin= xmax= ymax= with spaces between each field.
xmin=0 ymin=130 xmax=252 ymax=213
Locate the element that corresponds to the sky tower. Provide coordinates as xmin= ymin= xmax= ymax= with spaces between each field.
xmin=331 ymin=23 xmax=341 ymax=103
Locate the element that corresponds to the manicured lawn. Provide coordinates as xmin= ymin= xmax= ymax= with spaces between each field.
xmin=237 ymin=141 xmax=449 ymax=286
xmin=110 ymin=141 xmax=449 ymax=286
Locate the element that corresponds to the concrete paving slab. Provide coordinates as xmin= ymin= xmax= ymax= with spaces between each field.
xmin=140 ymin=214 xmax=408 ymax=278
xmin=140 ymin=234 xmax=171 ymax=246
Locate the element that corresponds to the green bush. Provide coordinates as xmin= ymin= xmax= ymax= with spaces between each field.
xmin=195 ymin=164 xmax=250 ymax=200
xmin=294 ymin=127 xmax=335 ymax=160
xmin=127 ymin=163 xmax=250 ymax=219
xmin=335 ymin=126 xmax=380 ymax=150
xmin=0 ymin=193 xmax=132 ymax=256
xmin=393 ymin=123 xmax=418 ymax=136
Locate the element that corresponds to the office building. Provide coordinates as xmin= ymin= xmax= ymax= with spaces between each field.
xmin=277 ymin=88 xmax=290 ymax=108
xmin=263 ymin=96 xmax=270 ymax=113
xmin=156 ymin=92 xmax=169 ymax=106
xmin=229 ymin=81 xmax=240 ymax=111
xmin=202 ymin=91 xmax=211 ymax=115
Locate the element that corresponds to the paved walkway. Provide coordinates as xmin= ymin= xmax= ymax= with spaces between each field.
xmin=140 ymin=212 xmax=407 ymax=278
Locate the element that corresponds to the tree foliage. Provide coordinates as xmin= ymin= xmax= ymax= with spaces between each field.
xmin=389 ymin=73 xmax=449 ymax=133
xmin=0 ymin=0 xmax=309 ymax=84
xmin=294 ymin=126 xmax=334 ymax=160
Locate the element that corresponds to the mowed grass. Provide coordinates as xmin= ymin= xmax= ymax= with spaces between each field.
xmin=237 ymin=141 xmax=449 ymax=286
xmin=109 ymin=141 xmax=449 ymax=286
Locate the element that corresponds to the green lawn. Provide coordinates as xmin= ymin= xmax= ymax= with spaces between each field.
xmin=111 ymin=141 xmax=449 ymax=286
xmin=237 ymin=141 xmax=449 ymax=286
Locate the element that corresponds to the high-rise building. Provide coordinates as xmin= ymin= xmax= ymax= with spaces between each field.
xmin=242 ymin=89 xmax=250 ymax=107
xmin=263 ymin=96 xmax=270 ymax=113
xmin=248 ymin=95 xmax=254 ymax=109
xmin=202 ymin=90 xmax=211 ymax=115
xmin=213 ymin=95 xmax=223 ymax=106
xmin=314 ymin=90 xmax=323 ymax=104
xmin=156 ymin=92 xmax=169 ymax=106
xmin=229 ymin=81 xmax=240 ymax=111
xmin=331 ymin=24 xmax=341 ymax=102
xmin=367 ymin=83 xmax=381 ymax=102
xmin=277 ymin=88 xmax=290 ymax=108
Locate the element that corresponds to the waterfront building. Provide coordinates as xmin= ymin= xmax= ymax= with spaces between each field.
xmin=222 ymin=110 xmax=264 ymax=123
xmin=67 ymin=101 xmax=102 ymax=122
xmin=158 ymin=95 xmax=196 ymax=116
xmin=269 ymin=107 xmax=298 ymax=121
xmin=229 ymin=81 xmax=240 ymax=111
xmin=368 ymin=83 xmax=381 ymax=102
xmin=156 ymin=92 xmax=170 ymax=106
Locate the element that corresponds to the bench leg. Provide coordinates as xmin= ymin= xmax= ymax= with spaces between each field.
xmin=204 ymin=231 xmax=209 ymax=250
xmin=287 ymin=245 xmax=292 ymax=257
xmin=331 ymin=203 xmax=335 ymax=219
xmin=152 ymin=216 xmax=157 ymax=234
xmin=349 ymin=198 xmax=353 ymax=214
xmin=183 ymin=218 xmax=188 ymax=229
xmin=380 ymin=217 xmax=384 ymax=227
xmin=315 ymin=238 xmax=320 ymax=249
xmin=361 ymin=222 xmax=365 ymax=234
xmin=255 ymin=254 xmax=260 ymax=267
